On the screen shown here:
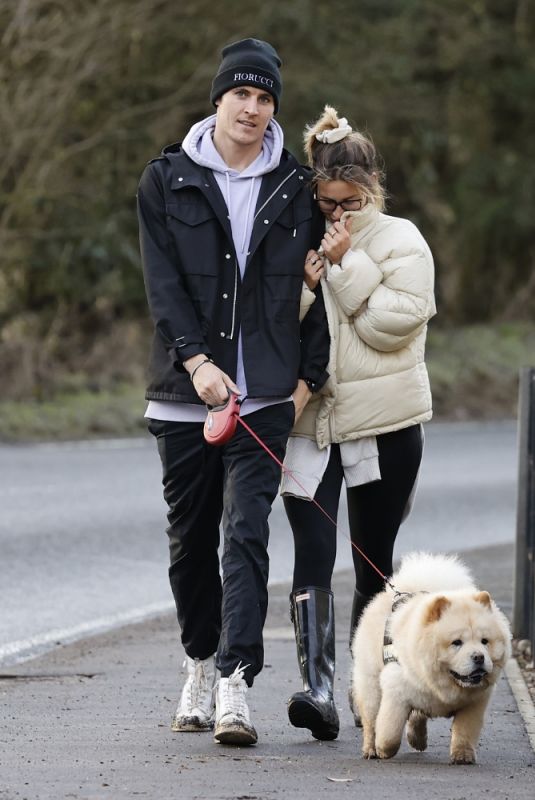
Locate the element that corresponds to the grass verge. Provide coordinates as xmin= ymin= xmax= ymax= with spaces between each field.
xmin=426 ymin=321 xmax=535 ymax=420
xmin=1 ymin=322 xmax=534 ymax=442
xmin=0 ymin=384 xmax=147 ymax=443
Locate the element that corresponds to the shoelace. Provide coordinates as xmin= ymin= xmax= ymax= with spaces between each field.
xmin=183 ymin=658 xmax=211 ymax=709
xmin=219 ymin=662 xmax=250 ymax=718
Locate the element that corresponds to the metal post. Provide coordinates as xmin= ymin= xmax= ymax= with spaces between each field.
xmin=513 ymin=367 xmax=535 ymax=643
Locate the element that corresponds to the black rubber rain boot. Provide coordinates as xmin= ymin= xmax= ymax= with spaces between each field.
xmin=348 ymin=588 xmax=373 ymax=727
xmin=287 ymin=587 xmax=339 ymax=741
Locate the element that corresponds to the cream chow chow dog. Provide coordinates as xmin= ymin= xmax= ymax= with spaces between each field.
xmin=350 ymin=552 xmax=511 ymax=765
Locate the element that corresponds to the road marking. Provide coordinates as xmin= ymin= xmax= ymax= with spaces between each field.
xmin=0 ymin=601 xmax=174 ymax=667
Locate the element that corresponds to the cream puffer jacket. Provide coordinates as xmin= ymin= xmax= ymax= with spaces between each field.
xmin=294 ymin=203 xmax=436 ymax=448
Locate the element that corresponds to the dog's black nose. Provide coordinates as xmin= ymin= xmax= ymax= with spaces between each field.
xmin=472 ymin=653 xmax=484 ymax=665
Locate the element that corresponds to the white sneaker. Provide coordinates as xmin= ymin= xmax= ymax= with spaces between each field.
xmin=171 ymin=655 xmax=216 ymax=732
xmin=214 ymin=663 xmax=257 ymax=745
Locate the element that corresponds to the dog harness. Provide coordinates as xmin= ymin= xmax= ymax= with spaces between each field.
xmin=383 ymin=592 xmax=414 ymax=665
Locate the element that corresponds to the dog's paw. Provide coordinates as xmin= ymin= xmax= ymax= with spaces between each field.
xmin=450 ymin=745 xmax=476 ymax=765
xmin=361 ymin=744 xmax=377 ymax=759
xmin=407 ymin=728 xmax=427 ymax=752
xmin=375 ymin=740 xmax=400 ymax=759
xmin=406 ymin=712 xmax=428 ymax=752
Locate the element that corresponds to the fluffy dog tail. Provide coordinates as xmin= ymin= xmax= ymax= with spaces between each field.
xmin=393 ymin=552 xmax=475 ymax=593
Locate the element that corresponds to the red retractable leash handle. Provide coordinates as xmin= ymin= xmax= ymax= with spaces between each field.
xmin=203 ymin=392 xmax=394 ymax=589
xmin=203 ymin=391 xmax=242 ymax=445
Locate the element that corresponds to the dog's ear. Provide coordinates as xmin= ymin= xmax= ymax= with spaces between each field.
xmin=474 ymin=591 xmax=492 ymax=608
xmin=425 ymin=596 xmax=451 ymax=624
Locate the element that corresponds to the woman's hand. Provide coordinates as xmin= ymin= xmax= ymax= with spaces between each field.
xmin=292 ymin=379 xmax=312 ymax=423
xmin=321 ymin=219 xmax=352 ymax=264
xmin=304 ymin=249 xmax=324 ymax=290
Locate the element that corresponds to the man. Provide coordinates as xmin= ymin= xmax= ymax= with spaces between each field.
xmin=137 ymin=38 xmax=328 ymax=746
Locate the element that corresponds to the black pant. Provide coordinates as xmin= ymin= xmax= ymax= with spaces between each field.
xmin=283 ymin=425 xmax=423 ymax=596
xmin=148 ymin=402 xmax=294 ymax=686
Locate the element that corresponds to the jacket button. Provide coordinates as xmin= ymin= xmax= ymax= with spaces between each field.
xmin=282 ymin=194 xmax=288 ymax=199
xmin=222 ymin=293 xmax=228 ymax=299
xmin=225 ymin=253 xmax=231 ymax=259
xmin=178 ymin=177 xmax=183 ymax=182
xmin=299 ymin=175 xmax=304 ymax=180
xmin=220 ymin=331 xmax=225 ymax=337
xmin=263 ymin=219 xmax=269 ymax=225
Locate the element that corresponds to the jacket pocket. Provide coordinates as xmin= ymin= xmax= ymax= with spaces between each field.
xmin=166 ymin=201 xmax=215 ymax=228
xmin=165 ymin=202 xmax=219 ymax=277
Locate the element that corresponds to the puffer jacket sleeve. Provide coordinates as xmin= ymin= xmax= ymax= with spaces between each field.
xmin=326 ymin=249 xmax=383 ymax=317
xmin=327 ymin=224 xmax=436 ymax=353
xmin=137 ymin=162 xmax=210 ymax=369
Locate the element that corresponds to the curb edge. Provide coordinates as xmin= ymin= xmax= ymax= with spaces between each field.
xmin=505 ymin=658 xmax=535 ymax=753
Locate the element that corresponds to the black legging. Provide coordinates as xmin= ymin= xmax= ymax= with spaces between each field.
xmin=283 ymin=425 xmax=423 ymax=596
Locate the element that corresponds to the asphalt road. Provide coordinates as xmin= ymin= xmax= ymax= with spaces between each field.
xmin=1 ymin=544 xmax=531 ymax=800
xmin=0 ymin=420 xmax=518 ymax=666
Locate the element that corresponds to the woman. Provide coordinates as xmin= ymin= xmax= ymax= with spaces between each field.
xmin=282 ymin=106 xmax=436 ymax=741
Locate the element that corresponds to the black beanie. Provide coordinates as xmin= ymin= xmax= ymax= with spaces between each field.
xmin=210 ymin=38 xmax=282 ymax=114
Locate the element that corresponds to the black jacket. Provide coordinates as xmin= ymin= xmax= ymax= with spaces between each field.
xmin=137 ymin=142 xmax=329 ymax=403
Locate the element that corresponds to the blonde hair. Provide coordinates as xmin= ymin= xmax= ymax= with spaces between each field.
xmin=303 ymin=105 xmax=385 ymax=210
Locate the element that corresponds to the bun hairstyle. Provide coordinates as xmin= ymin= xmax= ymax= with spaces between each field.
xmin=303 ymin=105 xmax=385 ymax=210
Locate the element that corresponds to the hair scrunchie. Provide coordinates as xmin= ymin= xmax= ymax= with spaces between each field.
xmin=315 ymin=117 xmax=353 ymax=144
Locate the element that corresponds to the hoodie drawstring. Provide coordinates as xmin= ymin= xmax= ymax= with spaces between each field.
xmin=241 ymin=177 xmax=256 ymax=254
xmin=222 ymin=172 xmax=257 ymax=255
xmin=224 ymin=171 xmax=231 ymax=218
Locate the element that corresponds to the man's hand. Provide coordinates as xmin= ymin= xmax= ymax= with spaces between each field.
xmin=292 ymin=378 xmax=312 ymax=424
xmin=321 ymin=218 xmax=352 ymax=264
xmin=185 ymin=355 xmax=240 ymax=406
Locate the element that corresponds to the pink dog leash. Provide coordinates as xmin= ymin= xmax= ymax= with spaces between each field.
xmin=203 ymin=393 xmax=396 ymax=591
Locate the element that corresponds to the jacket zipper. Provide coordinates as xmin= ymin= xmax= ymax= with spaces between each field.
xmin=253 ymin=169 xmax=297 ymax=221
xmin=226 ymin=168 xmax=301 ymax=341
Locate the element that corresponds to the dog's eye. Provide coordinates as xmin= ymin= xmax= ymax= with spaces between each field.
xmin=481 ymin=638 xmax=489 ymax=645
xmin=451 ymin=639 xmax=463 ymax=647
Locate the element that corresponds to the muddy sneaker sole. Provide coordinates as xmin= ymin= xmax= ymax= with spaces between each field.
xmin=214 ymin=721 xmax=258 ymax=745
xmin=171 ymin=715 xmax=214 ymax=732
